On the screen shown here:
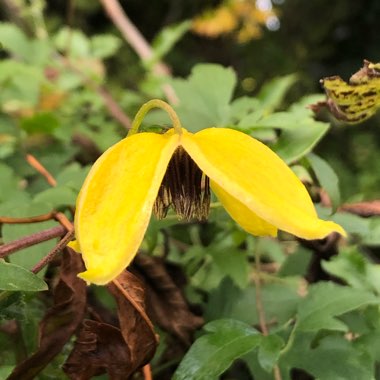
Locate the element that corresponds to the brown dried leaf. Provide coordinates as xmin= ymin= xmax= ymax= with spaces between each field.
xmin=134 ymin=255 xmax=203 ymax=344
xmin=63 ymin=320 xmax=132 ymax=380
xmin=340 ymin=200 xmax=380 ymax=217
xmin=7 ymin=247 xmax=86 ymax=380
xmin=108 ymin=271 xmax=158 ymax=368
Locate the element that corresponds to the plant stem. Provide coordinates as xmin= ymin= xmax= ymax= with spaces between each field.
xmin=254 ymin=248 xmax=283 ymax=380
xmin=254 ymin=249 xmax=269 ymax=335
xmin=128 ymin=99 xmax=182 ymax=136
xmin=99 ymin=0 xmax=178 ymax=104
xmin=0 ymin=212 xmax=56 ymax=224
xmin=26 ymin=154 xmax=57 ymax=187
xmin=31 ymin=230 xmax=75 ymax=274
xmin=0 ymin=226 xmax=66 ymax=258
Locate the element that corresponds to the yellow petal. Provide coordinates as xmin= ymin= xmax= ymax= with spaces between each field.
xmin=211 ymin=180 xmax=277 ymax=236
xmin=75 ymin=131 xmax=179 ymax=285
xmin=67 ymin=240 xmax=81 ymax=252
xmin=181 ymin=128 xmax=346 ymax=239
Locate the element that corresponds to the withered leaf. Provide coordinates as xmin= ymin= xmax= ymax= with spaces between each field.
xmin=63 ymin=320 xmax=132 ymax=380
xmin=107 ymin=271 xmax=158 ymax=375
xmin=340 ymin=200 xmax=380 ymax=217
xmin=134 ymin=255 xmax=203 ymax=344
xmin=319 ymin=59 xmax=380 ymax=123
xmin=7 ymin=247 xmax=86 ymax=380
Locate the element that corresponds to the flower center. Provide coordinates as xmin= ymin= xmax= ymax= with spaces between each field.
xmin=153 ymin=147 xmax=210 ymax=221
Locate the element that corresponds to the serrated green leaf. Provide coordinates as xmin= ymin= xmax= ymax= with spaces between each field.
xmin=0 ymin=261 xmax=47 ymax=291
xmin=147 ymin=20 xmax=191 ymax=67
xmin=308 ymin=152 xmax=340 ymax=212
xmin=257 ymin=74 xmax=297 ymax=112
xmin=296 ymin=282 xmax=380 ymax=332
xmin=173 ymin=319 xmax=261 ymax=380
xmin=171 ymin=64 xmax=236 ymax=131
xmin=281 ymin=333 xmax=374 ymax=380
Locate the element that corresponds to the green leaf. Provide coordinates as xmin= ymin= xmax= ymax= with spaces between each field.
xmin=257 ymin=74 xmax=297 ymax=112
xmin=296 ymin=282 xmax=380 ymax=332
xmin=0 ymin=60 xmax=43 ymax=108
xmin=322 ymin=247 xmax=380 ymax=294
xmin=54 ymin=27 xmax=90 ymax=57
xmin=91 ymin=34 xmax=122 ymax=58
xmin=171 ymin=64 xmax=236 ymax=131
xmin=0 ymin=163 xmax=25 ymax=203
xmin=0 ymin=365 xmax=14 ymax=378
xmin=173 ymin=319 xmax=261 ymax=380
xmin=316 ymin=206 xmax=371 ymax=237
xmin=20 ymin=112 xmax=61 ymax=134
xmin=191 ymin=246 xmax=249 ymax=290
xmin=147 ymin=20 xmax=191 ymax=67
xmin=1 ymin=203 xmax=56 ymax=271
xmin=258 ymin=334 xmax=284 ymax=372
xmin=308 ymin=152 xmax=341 ymax=212
xmin=0 ymin=22 xmax=30 ymax=59
xmin=205 ymin=279 xmax=300 ymax=326
xmin=278 ymin=246 xmax=313 ymax=277
xmin=273 ymin=119 xmax=330 ymax=163
xmin=281 ymin=333 xmax=374 ymax=380
xmin=0 ymin=261 xmax=47 ymax=291
xmin=33 ymin=186 xmax=77 ymax=208
xmin=362 ymin=217 xmax=380 ymax=246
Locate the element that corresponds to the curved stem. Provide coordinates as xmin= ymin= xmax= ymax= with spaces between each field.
xmin=128 ymin=99 xmax=182 ymax=136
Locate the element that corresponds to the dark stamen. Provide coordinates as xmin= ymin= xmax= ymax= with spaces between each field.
xmin=153 ymin=147 xmax=210 ymax=221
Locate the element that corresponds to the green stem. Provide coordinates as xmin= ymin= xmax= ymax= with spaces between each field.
xmin=128 ymin=99 xmax=182 ymax=136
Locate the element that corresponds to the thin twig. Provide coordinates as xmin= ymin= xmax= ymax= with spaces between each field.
xmin=99 ymin=0 xmax=178 ymax=104
xmin=31 ymin=230 xmax=75 ymax=274
xmin=97 ymin=86 xmax=132 ymax=129
xmin=54 ymin=212 xmax=74 ymax=231
xmin=254 ymin=249 xmax=269 ymax=336
xmin=142 ymin=364 xmax=153 ymax=380
xmin=112 ymin=279 xmax=156 ymax=336
xmin=0 ymin=225 xmax=66 ymax=258
xmin=26 ymin=154 xmax=57 ymax=186
xmin=0 ymin=211 xmax=56 ymax=224
xmin=254 ymin=249 xmax=282 ymax=380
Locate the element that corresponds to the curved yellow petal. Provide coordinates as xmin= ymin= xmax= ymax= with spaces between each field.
xmin=75 ymin=132 xmax=179 ymax=285
xmin=211 ymin=180 xmax=277 ymax=237
xmin=181 ymin=128 xmax=346 ymax=239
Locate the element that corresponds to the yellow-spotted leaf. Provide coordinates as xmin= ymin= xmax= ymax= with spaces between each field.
xmin=321 ymin=60 xmax=380 ymax=123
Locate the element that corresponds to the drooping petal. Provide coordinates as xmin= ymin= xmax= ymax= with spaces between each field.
xmin=75 ymin=132 xmax=179 ymax=285
xmin=211 ymin=180 xmax=277 ymax=237
xmin=181 ymin=128 xmax=346 ymax=239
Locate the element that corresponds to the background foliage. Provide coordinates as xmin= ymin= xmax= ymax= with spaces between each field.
xmin=1 ymin=0 xmax=380 ymax=379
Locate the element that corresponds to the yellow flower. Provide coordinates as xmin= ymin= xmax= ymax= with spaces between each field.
xmin=70 ymin=100 xmax=345 ymax=285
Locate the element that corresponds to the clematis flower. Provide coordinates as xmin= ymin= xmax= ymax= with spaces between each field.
xmin=70 ymin=100 xmax=345 ymax=285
